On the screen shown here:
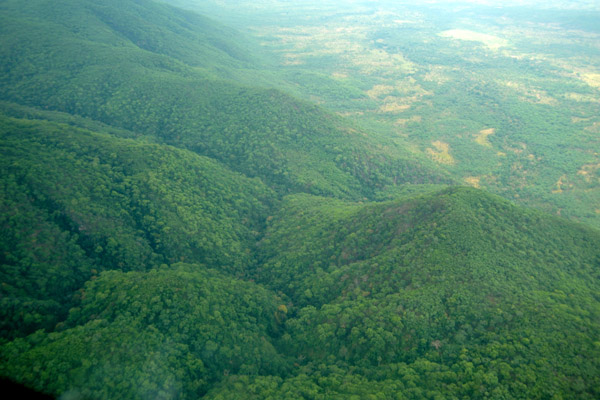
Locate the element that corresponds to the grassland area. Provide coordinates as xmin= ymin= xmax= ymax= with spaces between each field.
xmin=173 ymin=0 xmax=600 ymax=228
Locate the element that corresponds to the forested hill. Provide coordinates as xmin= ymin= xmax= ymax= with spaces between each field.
xmin=0 ymin=107 xmax=277 ymax=339
xmin=2 ymin=168 xmax=600 ymax=398
xmin=1 ymin=0 xmax=599 ymax=399
xmin=235 ymin=187 xmax=600 ymax=398
xmin=0 ymin=0 xmax=450 ymax=199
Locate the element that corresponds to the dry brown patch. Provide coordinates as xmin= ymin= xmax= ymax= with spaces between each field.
xmin=464 ymin=176 xmax=481 ymax=188
xmin=396 ymin=77 xmax=432 ymax=96
xmin=257 ymin=25 xmax=369 ymax=66
xmin=423 ymin=68 xmax=451 ymax=84
xmin=395 ymin=115 xmax=422 ymax=125
xmin=337 ymin=111 xmax=364 ymax=117
xmin=367 ymin=85 xmax=395 ymax=99
xmin=552 ymin=175 xmax=573 ymax=194
xmin=564 ymin=93 xmax=600 ymax=103
xmin=577 ymin=163 xmax=600 ymax=182
xmin=371 ymin=79 xmax=432 ymax=113
xmin=505 ymin=142 xmax=527 ymax=155
xmin=332 ymin=72 xmax=348 ymax=79
xmin=474 ymin=128 xmax=495 ymax=147
xmin=426 ymin=141 xmax=455 ymax=165
xmin=440 ymin=29 xmax=508 ymax=50
xmin=379 ymin=101 xmax=411 ymax=113
xmin=350 ymin=49 xmax=417 ymax=75
xmin=582 ymin=73 xmax=600 ymax=88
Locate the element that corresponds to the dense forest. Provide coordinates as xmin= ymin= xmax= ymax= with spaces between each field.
xmin=1 ymin=0 xmax=599 ymax=399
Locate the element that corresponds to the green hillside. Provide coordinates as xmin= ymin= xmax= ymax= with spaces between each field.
xmin=0 ymin=109 xmax=278 ymax=340
xmin=1 ymin=0 xmax=599 ymax=399
xmin=3 ymin=185 xmax=599 ymax=398
xmin=0 ymin=0 xmax=450 ymax=199
xmin=1 ymin=265 xmax=289 ymax=398
xmin=255 ymin=188 xmax=600 ymax=398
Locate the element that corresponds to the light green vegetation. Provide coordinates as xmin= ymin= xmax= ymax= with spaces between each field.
xmin=175 ymin=0 xmax=600 ymax=228
xmin=0 ymin=0 xmax=451 ymax=199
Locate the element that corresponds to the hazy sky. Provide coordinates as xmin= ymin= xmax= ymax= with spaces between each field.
xmin=208 ymin=0 xmax=600 ymax=10
xmin=412 ymin=0 xmax=599 ymax=9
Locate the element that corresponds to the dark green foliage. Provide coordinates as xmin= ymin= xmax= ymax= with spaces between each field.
xmin=0 ymin=265 xmax=289 ymax=398
xmin=0 ymin=110 xmax=274 ymax=339
xmin=0 ymin=171 xmax=93 ymax=340
xmin=258 ymin=187 xmax=600 ymax=398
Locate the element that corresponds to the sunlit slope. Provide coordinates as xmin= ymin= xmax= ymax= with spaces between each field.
xmin=0 ymin=0 xmax=451 ymax=199
xmin=0 ymin=111 xmax=275 ymax=340
xmin=254 ymin=187 xmax=600 ymax=398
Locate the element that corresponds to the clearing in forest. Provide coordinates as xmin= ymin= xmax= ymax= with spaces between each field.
xmin=439 ymin=29 xmax=508 ymax=50
xmin=464 ymin=176 xmax=481 ymax=188
xmin=475 ymin=128 xmax=496 ymax=147
xmin=427 ymin=140 xmax=455 ymax=165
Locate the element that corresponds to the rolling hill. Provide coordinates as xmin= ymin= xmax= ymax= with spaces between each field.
xmin=0 ymin=0 xmax=599 ymax=399
xmin=0 ymin=0 xmax=451 ymax=199
xmin=253 ymin=187 xmax=600 ymax=398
